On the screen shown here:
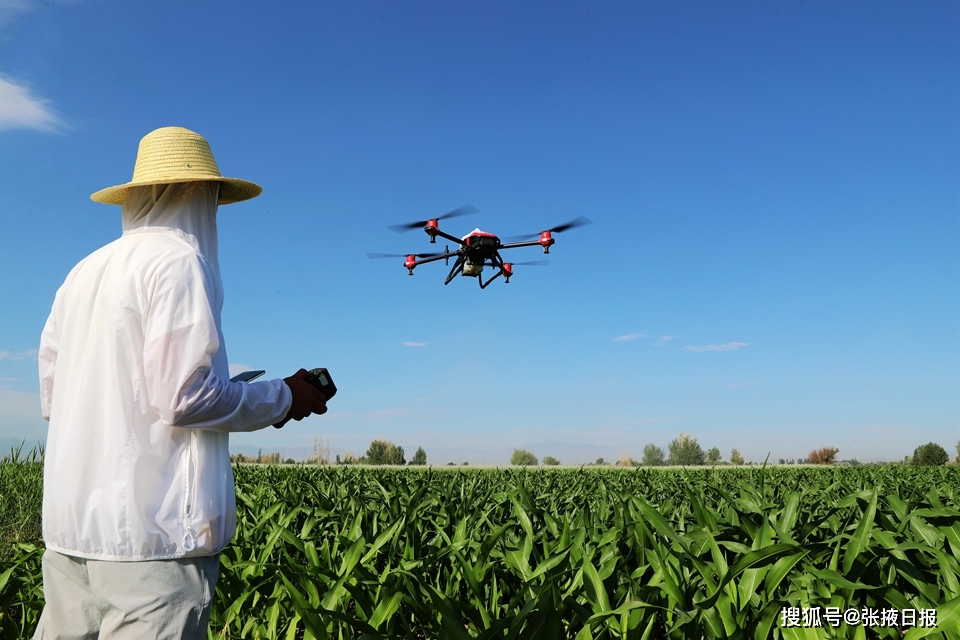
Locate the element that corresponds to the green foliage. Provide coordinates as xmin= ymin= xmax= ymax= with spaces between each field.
xmin=542 ymin=455 xmax=560 ymax=466
xmin=912 ymin=442 xmax=949 ymax=466
xmin=409 ymin=446 xmax=427 ymax=466
xmin=667 ymin=432 xmax=705 ymax=466
xmin=730 ymin=448 xmax=744 ymax=465
xmin=365 ymin=440 xmax=405 ymax=465
xmin=0 ymin=447 xmax=43 ymax=562
xmin=510 ymin=449 xmax=538 ymax=466
xmin=0 ymin=446 xmax=45 ymax=636
xmin=642 ymin=443 xmax=665 ymax=466
xmin=6 ymin=458 xmax=960 ymax=638
xmin=706 ymin=446 xmax=721 ymax=465
xmin=221 ymin=465 xmax=960 ymax=638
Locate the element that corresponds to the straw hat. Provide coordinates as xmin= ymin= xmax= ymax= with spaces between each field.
xmin=90 ymin=126 xmax=262 ymax=205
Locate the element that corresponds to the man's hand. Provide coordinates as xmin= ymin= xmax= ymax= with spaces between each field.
xmin=279 ymin=369 xmax=327 ymax=425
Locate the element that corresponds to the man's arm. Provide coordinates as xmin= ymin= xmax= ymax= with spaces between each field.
xmin=141 ymin=253 xmax=324 ymax=431
xmin=167 ymin=364 xmax=288 ymax=431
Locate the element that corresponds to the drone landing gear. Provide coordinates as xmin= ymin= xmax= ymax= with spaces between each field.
xmin=443 ymin=255 xmax=466 ymax=285
xmin=478 ymin=271 xmax=504 ymax=289
xmin=478 ymin=255 xmax=507 ymax=288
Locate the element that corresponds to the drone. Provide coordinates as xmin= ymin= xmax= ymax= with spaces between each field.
xmin=368 ymin=205 xmax=592 ymax=288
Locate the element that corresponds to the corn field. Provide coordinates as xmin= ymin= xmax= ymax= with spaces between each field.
xmin=2 ymin=461 xmax=959 ymax=639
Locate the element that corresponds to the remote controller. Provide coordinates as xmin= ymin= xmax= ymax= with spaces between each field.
xmin=273 ymin=367 xmax=336 ymax=429
xmin=304 ymin=368 xmax=337 ymax=400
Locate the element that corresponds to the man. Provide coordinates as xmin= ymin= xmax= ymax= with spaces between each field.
xmin=34 ymin=126 xmax=326 ymax=639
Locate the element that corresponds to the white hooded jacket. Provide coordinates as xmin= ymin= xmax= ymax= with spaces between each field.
xmin=38 ymin=181 xmax=292 ymax=560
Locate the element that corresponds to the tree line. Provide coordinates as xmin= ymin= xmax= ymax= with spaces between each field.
xmin=232 ymin=436 xmax=960 ymax=467
xmin=508 ymin=435 xmax=959 ymax=467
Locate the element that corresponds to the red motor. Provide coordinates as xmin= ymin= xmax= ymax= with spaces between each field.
xmin=425 ymin=219 xmax=440 ymax=243
xmin=405 ymin=254 xmax=417 ymax=274
xmin=539 ymin=231 xmax=555 ymax=253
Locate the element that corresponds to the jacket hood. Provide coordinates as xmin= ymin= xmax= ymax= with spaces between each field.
xmin=121 ymin=182 xmax=220 ymax=266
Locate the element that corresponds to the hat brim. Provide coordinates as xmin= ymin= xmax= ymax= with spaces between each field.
xmin=90 ymin=176 xmax=262 ymax=206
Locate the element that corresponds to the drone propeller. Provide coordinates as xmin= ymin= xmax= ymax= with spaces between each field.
xmin=388 ymin=204 xmax=480 ymax=233
xmin=367 ymin=252 xmax=443 ymax=259
xmin=503 ymin=216 xmax=593 ymax=242
xmin=492 ymin=260 xmax=550 ymax=267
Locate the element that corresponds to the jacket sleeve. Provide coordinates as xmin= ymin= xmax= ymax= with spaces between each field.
xmin=141 ymin=253 xmax=291 ymax=431
xmin=38 ymin=306 xmax=59 ymax=421
xmin=172 ymin=367 xmax=292 ymax=432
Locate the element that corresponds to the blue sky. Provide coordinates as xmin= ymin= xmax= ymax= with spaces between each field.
xmin=1 ymin=0 xmax=957 ymax=464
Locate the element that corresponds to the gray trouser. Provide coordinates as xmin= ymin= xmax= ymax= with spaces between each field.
xmin=33 ymin=549 xmax=220 ymax=640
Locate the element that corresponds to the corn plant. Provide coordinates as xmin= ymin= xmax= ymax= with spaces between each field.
xmin=2 ymin=460 xmax=958 ymax=638
xmin=210 ymin=465 xmax=960 ymax=639
xmin=0 ymin=445 xmax=45 ymax=637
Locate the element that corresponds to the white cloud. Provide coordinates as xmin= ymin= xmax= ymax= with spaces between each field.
xmin=725 ymin=382 xmax=756 ymax=389
xmin=0 ymin=0 xmax=80 ymax=30
xmin=681 ymin=342 xmax=749 ymax=352
xmin=0 ymin=1 xmax=30 ymax=29
xmin=0 ymin=349 xmax=38 ymax=361
xmin=652 ymin=335 xmax=674 ymax=346
xmin=402 ymin=341 xmax=427 ymax=347
xmin=0 ymin=3 xmax=68 ymax=131
xmin=0 ymin=75 xmax=63 ymax=132
xmin=612 ymin=332 xmax=645 ymax=342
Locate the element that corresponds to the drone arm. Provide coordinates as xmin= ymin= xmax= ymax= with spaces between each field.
xmin=412 ymin=252 xmax=456 ymax=268
xmin=428 ymin=228 xmax=467 ymax=246
xmin=499 ymin=238 xmax=554 ymax=254
xmin=497 ymin=241 xmax=544 ymax=250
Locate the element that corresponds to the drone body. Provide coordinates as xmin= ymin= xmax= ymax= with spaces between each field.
xmin=369 ymin=206 xmax=591 ymax=289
